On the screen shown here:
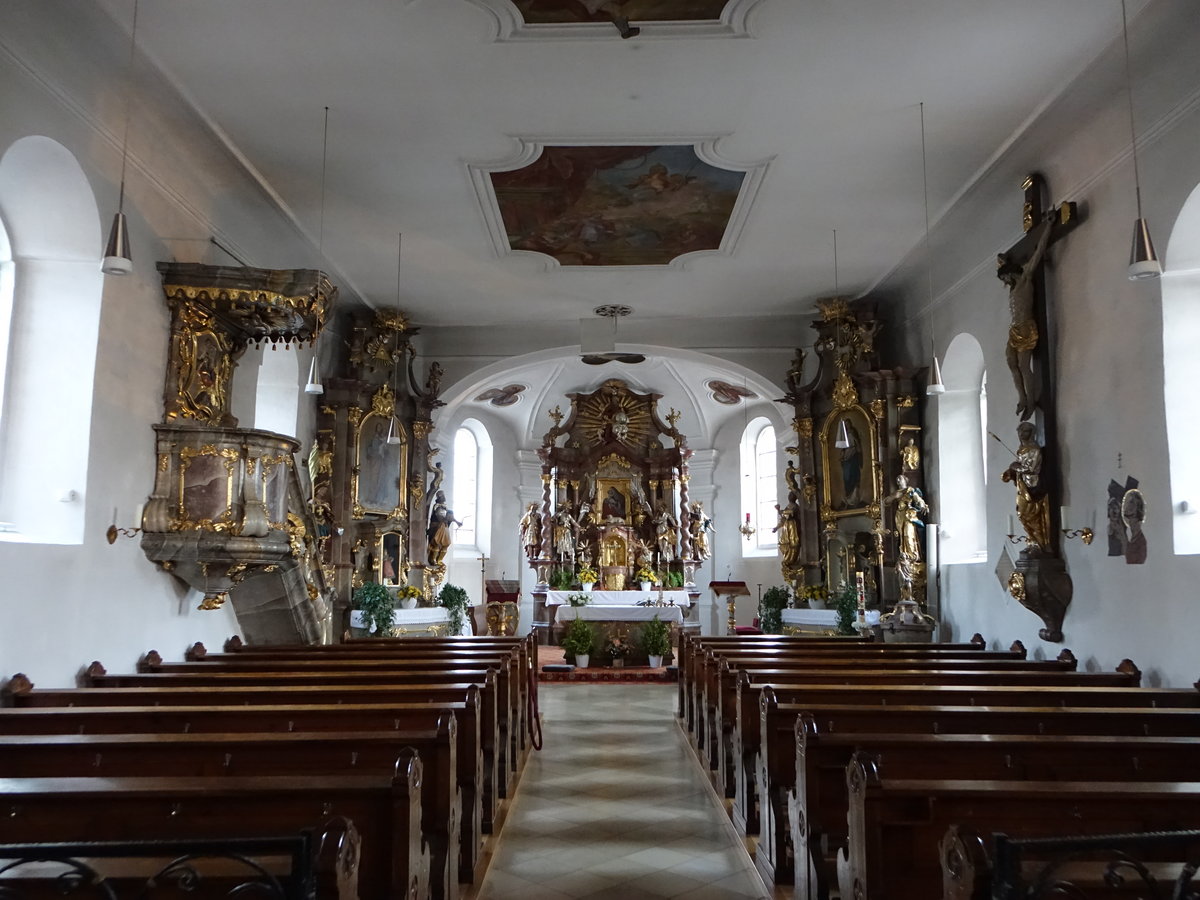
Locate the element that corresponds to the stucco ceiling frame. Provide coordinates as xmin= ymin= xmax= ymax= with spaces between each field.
xmin=461 ymin=0 xmax=766 ymax=42
xmin=466 ymin=134 xmax=773 ymax=272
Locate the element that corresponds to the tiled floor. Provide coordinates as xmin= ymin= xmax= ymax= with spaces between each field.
xmin=476 ymin=683 xmax=770 ymax=899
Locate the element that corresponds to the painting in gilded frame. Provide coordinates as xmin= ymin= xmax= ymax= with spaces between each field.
xmin=491 ymin=145 xmax=745 ymax=267
xmin=355 ymin=413 xmax=408 ymax=517
xmin=819 ymin=406 xmax=877 ymax=517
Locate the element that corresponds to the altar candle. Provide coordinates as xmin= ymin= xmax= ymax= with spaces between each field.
xmin=1060 ymin=506 xmax=1070 ymax=529
xmin=745 ymin=512 xmax=751 ymax=523
xmin=135 ymin=503 xmax=145 ymax=528
xmin=1008 ymin=514 xmax=1015 ymax=535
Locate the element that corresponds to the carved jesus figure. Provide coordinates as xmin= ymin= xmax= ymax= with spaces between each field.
xmin=998 ymin=219 xmax=1053 ymax=421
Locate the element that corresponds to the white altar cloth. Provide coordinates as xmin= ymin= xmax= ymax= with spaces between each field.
xmin=546 ymin=590 xmax=691 ymax=607
xmin=350 ymin=608 xmax=450 ymax=629
xmin=555 ymin=605 xmax=685 ymax=625
xmin=781 ymin=608 xmax=881 ymax=627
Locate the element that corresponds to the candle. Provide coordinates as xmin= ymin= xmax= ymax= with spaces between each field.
xmin=745 ymin=512 xmax=751 ymax=523
xmin=135 ymin=503 xmax=145 ymax=527
xmin=1008 ymin=514 xmax=1015 ymax=535
xmin=1060 ymin=506 xmax=1070 ymax=529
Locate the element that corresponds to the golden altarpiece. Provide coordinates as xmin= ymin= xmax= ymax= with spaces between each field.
xmin=524 ymin=379 xmax=703 ymax=634
xmin=777 ymin=298 xmax=933 ymax=633
xmin=137 ymin=264 xmax=445 ymax=642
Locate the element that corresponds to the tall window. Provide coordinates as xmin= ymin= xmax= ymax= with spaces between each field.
xmin=936 ymin=333 xmax=988 ymax=563
xmin=452 ymin=418 xmax=493 ymax=555
xmin=1164 ymin=180 xmax=1200 ymax=554
xmin=0 ymin=137 xmax=104 ymax=543
xmin=253 ymin=345 xmax=300 ymax=437
xmin=740 ymin=416 xmax=778 ymax=556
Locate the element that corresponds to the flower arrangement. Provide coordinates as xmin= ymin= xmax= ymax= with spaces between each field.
xmin=566 ymin=593 xmax=592 ymax=607
xmin=634 ymin=564 xmax=657 ymax=583
xmin=576 ymin=565 xmax=598 ymax=585
xmin=800 ymin=584 xmax=828 ymax=605
xmin=604 ymin=635 xmax=631 ymax=659
xmin=397 ymin=584 xmax=423 ymax=601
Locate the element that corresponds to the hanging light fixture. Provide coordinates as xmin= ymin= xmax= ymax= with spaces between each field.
xmin=1121 ymin=0 xmax=1161 ymax=280
xmin=834 ymin=419 xmax=852 ymax=450
xmin=101 ymin=0 xmax=140 ymax=276
xmin=305 ymin=106 xmax=332 ymax=396
xmin=386 ymin=232 xmax=404 ymax=445
xmin=831 ymin=226 xmax=853 ymax=449
xmin=919 ymin=102 xmax=946 ymax=395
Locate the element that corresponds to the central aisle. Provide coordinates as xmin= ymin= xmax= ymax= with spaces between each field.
xmin=476 ymin=683 xmax=770 ymax=899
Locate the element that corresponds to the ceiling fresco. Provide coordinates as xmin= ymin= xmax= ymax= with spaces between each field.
xmin=490 ymin=145 xmax=746 ymax=267
xmin=513 ymin=1 xmax=731 ymax=25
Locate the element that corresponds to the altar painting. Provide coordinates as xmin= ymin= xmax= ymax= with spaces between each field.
xmin=514 ymin=1 xmax=730 ymax=24
xmin=820 ymin=407 xmax=877 ymax=517
xmin=491 ymin=145 xmax=744 ymax=266
xmin=596 ymin=479 xmax=632 ymax=523
xmin=354 ymin=413 xmax=407 ymax=517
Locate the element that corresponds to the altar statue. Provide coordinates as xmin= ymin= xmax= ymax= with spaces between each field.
xmin=553 ymin=508 xmax=580 ymax=563
xmin=773 ymin=491 xmax=801 ymax=569
xmin=1001 ymin=422 xmax=1051 ymax=550
xmin=689 ymin=501 xmax=715 ymax=561
xmin=654 ymin=506 xmax=678 ymax=563
xmin=519 ymin=502 xmax=542 ymax=559
xmin=426 ymin=490 xmax=462 ymax=567
xmin=885 ymin=474 xmax=928 ymax=590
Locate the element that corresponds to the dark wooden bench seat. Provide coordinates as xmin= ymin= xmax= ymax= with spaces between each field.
xmin=0 ymin=754 xmax=428 ymax=900
xmin=0 ymin=817 xmax=360 ymax=900
xmin=788 ymin=725 xmax=1200 ymax=900
xmin=0 ymin=722 xmax=465 ymax=899
xmin=837 ymin=754 xmax=1200 ymax=900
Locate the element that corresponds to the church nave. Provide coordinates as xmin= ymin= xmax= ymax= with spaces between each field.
xmin=477 ymin=684 xmax=768 ymax=900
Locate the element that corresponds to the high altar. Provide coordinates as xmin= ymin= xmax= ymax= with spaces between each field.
xmin=522 ymin=379 xmax=704 ymax=640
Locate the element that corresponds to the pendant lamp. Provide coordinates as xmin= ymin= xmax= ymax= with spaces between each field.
xmin=101 ymin=0 xmax=139 ymax=276
xmin=386 ymin=232 xmax=404 ymax=444
xmin=919 ymin=102 xmax=946 ymax=395
xmin=1121 ymin=0 xmax=1161 ymax=280
xmin=305 ymin=107 xmax=332 ymax=395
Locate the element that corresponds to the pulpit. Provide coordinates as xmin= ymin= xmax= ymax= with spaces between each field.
xmin=485 ymin=579 xmax=520 ymax=636
xmin=709 ymin=581 xmax=750 ymax=635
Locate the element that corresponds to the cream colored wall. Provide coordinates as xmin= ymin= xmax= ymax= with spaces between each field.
xmin=883 ymin=0 xmax=1200 ymax=686
xmin=0 ymin=6 xmax=334 ymax=687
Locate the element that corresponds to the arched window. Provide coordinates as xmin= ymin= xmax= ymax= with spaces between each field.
xmin=452 ymin=419 xmax=493 ymax=556
xmin=0 ymin=216 xmax=13 ymax=466
xmin=1163 ymin=180 xmax=1200 ymax=554
xmin=0 ymin=137 xmax=104 ymax=543
xmin=740 ymin=416 xmax=778 ymax=557
xmin=936 ymin=333 xmax=988 ymax=563
xmin=253 ymin=346 xmax=301 ymax=437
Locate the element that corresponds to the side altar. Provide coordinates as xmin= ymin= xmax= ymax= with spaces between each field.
xmin=522 ymin=379 xmax=704 ymax=643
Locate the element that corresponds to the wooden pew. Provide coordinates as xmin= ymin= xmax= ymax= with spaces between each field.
xmin=1 ymin=676 xmax=496 ymax=854
xmin=0 ymin=817 xmax=361 ymax=900
xmin=836 ymin=753 xmax=1200 ymax=900
xmin=789 ymin=724 xmax=1200 ymax=900
xmin=0 ymin=751 xmax=429 ymax=900
xmin=752 ymin=678 xmax=1200 ymax=866
xmin=139 ymin=649 xmax=526 ymax=776
xmin=752 ymin=699 xmax=1200 ymax=887
xmin=0 ymin=721 xmax=464 ymax=900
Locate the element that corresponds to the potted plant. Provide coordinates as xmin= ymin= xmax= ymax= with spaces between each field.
xmin=665 ymin=570 xmax=685 ymax=589
xmin=560 ymin=617 xmax=594 ymax=669
xmin=603 ymin=634 xmax=630 ymax=667
xmin=634 ymin=564 xmax=656 ymax=591
xmin=576 ymin=564 xmax=598 ymax=590
xmin=437 ymin=583 xmax=471 ymax=635
xmin=758 ymin=585 xmax=792 ymax=634
xmin=802 ymin=583 xmax=829 ymax=610
xmin=353 ymin=581 xmax=395 ymax=637
xmin=639 ymin=614 xmax=671 ymax=668
xmin=550 ymin=567 xmax=573 ymax=590
xmin=833 ymin=582 xmax=859 ymax=636
xmin=396 ymin=584 xmax=423 ymax=610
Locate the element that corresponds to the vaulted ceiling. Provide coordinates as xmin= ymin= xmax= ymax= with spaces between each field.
xmin=100 ymin=0 xmax=1141 ymax=335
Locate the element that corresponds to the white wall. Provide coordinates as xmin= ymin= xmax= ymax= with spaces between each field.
xmin=0 ymin=6 xmax=338 ymax=686
xmin=883 ymin=0 xmax=1200 ymax=685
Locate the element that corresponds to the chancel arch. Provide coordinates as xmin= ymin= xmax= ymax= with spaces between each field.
xmin=0 ymin=136 xmax=103 ymax=543
xmin=936 ymin=332 xmax=988 ymax=564
xmin=1163 ymin=179 xmax=1200 ymax=555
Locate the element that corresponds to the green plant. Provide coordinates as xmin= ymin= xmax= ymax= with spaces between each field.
xmin=549 ymin=567 xmax=573 ymax=590
xmin=353 ymin=581 xmax=395 ymax=636
xmin=576 ymin=564 xmax=598 ymax=584
xmin=834 ymin=582 xmax=859 ymax=636
xmin=665 ymin=570 xmax=685 ymax=588
xmin=560 ymin=618 xmax=595 ymax=658
xmin=566 ymin=593 xmax=592 ymax=607
xmin=437 ymin=583 xmax=471 ymax=635
xmin=758 ymin=585 xmax=792 ymax=635
xmin=639 ymin=614 xmax=672 ymax=658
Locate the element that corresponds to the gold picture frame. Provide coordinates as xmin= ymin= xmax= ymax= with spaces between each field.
xmin=352 ymin=401 xmax=408 ymax=519
xmin=818 ymin=405 xmax=878 ymax=521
